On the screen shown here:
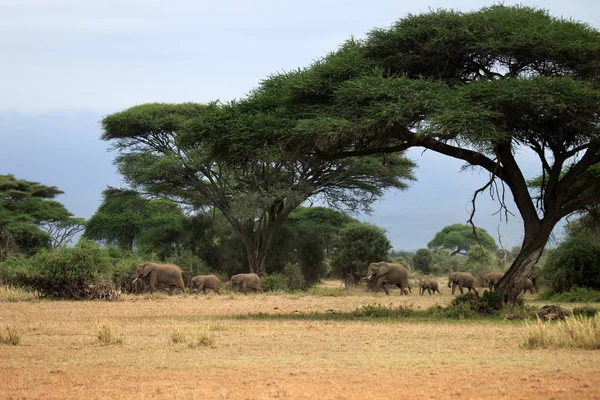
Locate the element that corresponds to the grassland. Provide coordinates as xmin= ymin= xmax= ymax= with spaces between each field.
xmin=0 ymin=282 xmax=599 ymax=399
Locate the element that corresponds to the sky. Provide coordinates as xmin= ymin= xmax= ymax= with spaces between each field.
xmin=1 ymin=0 xmax=598 ymax=251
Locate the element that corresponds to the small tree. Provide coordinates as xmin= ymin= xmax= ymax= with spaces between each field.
xmin=329 ymin=222 xmax=391 ymax=284
xmin=412 ymin=248 xmax=433 ymax=274
xmin=427 ymin=224 xmax=498 ymax=256
xmin=0 ymin=174 xmax=83 ymax=258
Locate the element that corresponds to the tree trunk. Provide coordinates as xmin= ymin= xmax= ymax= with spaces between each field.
xmin=496 ymin=220 xmax=554 ymax=304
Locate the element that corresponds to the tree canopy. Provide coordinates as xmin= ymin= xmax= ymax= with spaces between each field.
xmin=0 ymin=174 xmax=83 ymax=259
xmin=101 ymin=103 xmax=416 ymax=276
xmin=427 ymin=223 xmax=498 ymax=256
xmin=224 ymin=5 xmax=600 ymax=301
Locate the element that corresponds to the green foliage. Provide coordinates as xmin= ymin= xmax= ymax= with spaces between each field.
xmin=261 ymin=263 xmax=306 ymax=292
xmin=0 ymin=239 xmax=143 ymax=299
xmin=412 ymin=248 xmax=433 ymax=274
xmin=572 ymin=307 xmax=599 ymax=318
xmin=84 ymin=188 xmax=186 ymax=257
xmin=429 ymin=249 xmax=463 ymax=275
xmin=427 ymin=224 xmax=498 ymax=256
xmin=165 ymin=250 xmax=210 ymax=281
xmin=463 ymin=245 xmax=497 ymax=275
xmin=543 ymin=220 xmax=600 ymax=292
xmin=537 ymin=288 xmax=600 ymax=303
xmin=329 ymin=222 xmax=391 ymax=282
xmin=260 ymin=274 xmax=288 ymax=292
xmin=101 ymin=102 xmax=416 ymax=276
xmin=0 ymin=174 xmax=83 ymax=259
xmin=446 ymin=291 xmax=504 ymax=317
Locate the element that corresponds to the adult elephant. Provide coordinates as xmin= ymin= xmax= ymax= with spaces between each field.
xmin=528 ymin=265 xmax=543 ymax=293
xmin=132 ymin=262 xmax=185 ymax=295
xmin=230 ymin=273 xmax=263 ymax=295
xmin=482 ymin=272 xmax=504 ymax=292
xmin=364 ymin=262 xmax=409 ymax=296
xmin=447 ymin=272 xmax=479 ymax=296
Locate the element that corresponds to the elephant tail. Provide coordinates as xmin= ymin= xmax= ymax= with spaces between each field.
xmin=176 ymin=277 xmax=185 ymax=290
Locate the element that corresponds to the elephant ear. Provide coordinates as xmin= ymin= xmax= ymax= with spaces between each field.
xmin=141 ymin=263 xmax=155 ymax=278
xmin=376 ymin=263 xmax=390 ymax=276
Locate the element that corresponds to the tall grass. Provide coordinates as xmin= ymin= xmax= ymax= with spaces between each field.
xmin=96 ymin=324 xmax=123 ymax=345
xmin=522 ymin=315 xmax=600 ymax=349
xmin=0 ymin=285 xmax=39 ymax=302
xmin=0 ymin=324 xmax=21 ymax=345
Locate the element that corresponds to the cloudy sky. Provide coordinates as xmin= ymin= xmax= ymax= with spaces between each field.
xmin=1 ymin=0 xmax=598 ymax=251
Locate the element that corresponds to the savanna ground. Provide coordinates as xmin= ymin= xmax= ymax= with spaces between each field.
xmin=1 ymin=281 xmax=599 ymax=400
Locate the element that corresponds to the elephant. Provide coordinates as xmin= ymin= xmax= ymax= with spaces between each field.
xmin=364 ymin=262 xmax=409 ymax=296
xmin=229 ymin=273 xmax=263 ymax=295
xmin=418 ymin=278 xmax=440 ymax=295
xmin=447 ymin=272 xmax=479 ymax=296
xmin=523 ymin=278 xmax=535 ymax=294
xmin=528 ymin=265 xmax=543 ymax=293
xmin=132 ymin=262 xmax=185 ymax=295
xmin=482 ymin=272 xmax=504 ymax=292
xmin=190 ymin=274 xmax=221 ymax=295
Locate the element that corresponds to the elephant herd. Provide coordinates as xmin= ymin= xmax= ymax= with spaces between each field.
xmin=364 ymin=262 xmax=538 ymax=296
xmin=132 ymin=262 xmax=263 ymax=295
xmin=131 ymin=261 xmax=538 ymax=297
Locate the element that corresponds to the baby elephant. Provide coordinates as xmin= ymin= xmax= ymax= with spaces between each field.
xmin=190 ymin=274 xmax=221 ymax=295
xmin=523 ymin=278 xmax=535 ymax=295
xmin=418 ymin=279 xmax=440 ymax=295
xmin=229 ymin=273 xmax=263 ymax=295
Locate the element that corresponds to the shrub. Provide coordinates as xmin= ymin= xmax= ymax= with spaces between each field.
xmin=0 ymin=240 xmax=142 ymax=299
xmin=261 ymin=273 xmax=289 ymax=292
xmin=543 ymin=230 xmax=600 ymax=292
xmin=537 ymin=288 xmax=600 ymax=303
xmin=261 ymin=263 xmax=306 ymax=292
xmin=0 ymin=325 xmax=21 ymax=345
xmin=573 ymin=307 xmax=599 ymax=318
xmin=522 ymin=315 xmax=600 ymax=349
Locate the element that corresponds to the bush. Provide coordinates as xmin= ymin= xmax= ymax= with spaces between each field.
xmin=261 ymin=273 xmax=289 ymax=292
xmin=572 ymin=307 xmax=598 ymax=318
xmin=537 ymin=288 xmax=600 ymax=303
xmin=261 ymin=263 xmax=306 ymax=292
xmin=543 ymin=229 xmax=600 ymax=292
xmin=0 ymin=239 xmax=143 ymax=299
xmin=444 ymin=291 xmax=505 ymax=318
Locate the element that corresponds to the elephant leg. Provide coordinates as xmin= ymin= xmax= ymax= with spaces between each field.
xmin=215 ymin=288 xmax=220 ymax=295
xmin=451 ymin=283 xmax=456 ymax=295
xmin=242 ymin=283 xmax=248 ymax=295
xmin=149 ymin=271 xmax=157 ymax=291
xmin=458 ymin=285 xmax=464 ymax=294
xmin=202 ymin=288 xmax=207 ymax=295
xmin=168 ymin=286 xmax=174 ymax=296
xmin=381 ymin=281 xmax=391 ymax=296
xmin=427 ymin=288 xmax=432 ymax=295
xmin=488 ymin=283 xmax=494 ymax=292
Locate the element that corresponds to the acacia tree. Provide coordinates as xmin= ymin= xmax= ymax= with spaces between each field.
xmin=101 ymin=103 xmax=416 ymax=276
xmin=238 ymin=5 xmax=600 ymax=302
xmin=0 ymin=174 xmax=83 ymax=258
xmin=427 ymin=224 xmax=497 ymax=256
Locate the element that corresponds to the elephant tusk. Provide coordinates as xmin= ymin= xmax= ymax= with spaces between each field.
xmin=132 ymin=277 xmax=139 ymax=284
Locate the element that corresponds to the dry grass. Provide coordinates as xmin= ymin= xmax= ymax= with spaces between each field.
xmin=0 ymin=281 xmax=599 ymax=399
xmin=523 ymin=315 xmax=600 ymax=349
xmin=0 ymin=324 xmax=21 ymax=345
xmin=96 ymin=323 xmax=123 ymax=345
xmin=0 ymin=285 xmax=39 ymax=302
